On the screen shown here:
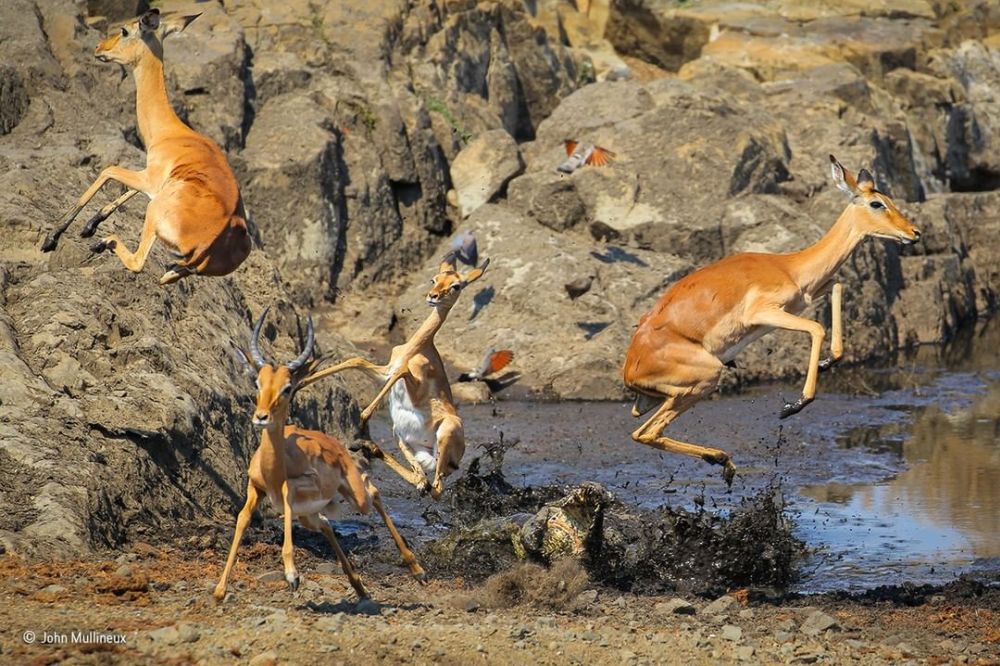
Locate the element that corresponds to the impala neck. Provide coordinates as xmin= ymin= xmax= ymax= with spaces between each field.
xmin=132 ymin=47 xmax=186 ymax=147
xmin=409 ymin=305 xmax=450 ymax=351
xmin=789 ymin=206 xmax=865 ymax=295
xmin=258 ymin=412 xmax=289 ymax=487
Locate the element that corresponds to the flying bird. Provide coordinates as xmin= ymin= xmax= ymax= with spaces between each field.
xmin=457 ymin=348 xmax=518 ymax=394
xmin=556 ymin=140 xmax=616 ymax=174
xmin=445 ymin=229 xmax=478 ymax=267
xmin=564 ymin=275 xmax=594 ymax=300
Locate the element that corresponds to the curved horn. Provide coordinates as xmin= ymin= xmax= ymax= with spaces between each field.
xmin=249 ymin=306 xmax=270 ymax=368
xmin=287 ymin=315 xmax=315 ymax=371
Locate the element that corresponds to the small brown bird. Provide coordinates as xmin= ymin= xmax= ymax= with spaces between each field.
xmin=589 ymin=221 xmax=621 ymax=243
xmin=557 ymin=140 xmax=616 ymax=174
xmin=457 ymin=348 xmax=516 ymax=394
xmin=564 ymin=275 xmax=594 ymax=300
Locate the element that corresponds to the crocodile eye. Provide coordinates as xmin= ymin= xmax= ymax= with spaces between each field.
xmin=869 ymin=200 xmax=885 ymax=210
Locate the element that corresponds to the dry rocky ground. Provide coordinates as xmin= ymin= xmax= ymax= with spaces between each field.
xmin=1 ymin=0 xmax=999 ymax=663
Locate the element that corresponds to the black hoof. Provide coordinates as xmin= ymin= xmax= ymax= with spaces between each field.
xmin=722 ymin=460 xmax=736 ymax=487
xmin=41 ymin=236 xmax=58 ymax=252
xmin=91 ymin=239 xmax=115 ymax=253
xmin=287 ymin=576 xmax=300 ymax=592
xmin=80 ymin=213 xmax=107 ymax=238
xmin=818 ymin=356 xmax=841 ymax=372
xmin=780 ymin=396 xmax=813 ymax=419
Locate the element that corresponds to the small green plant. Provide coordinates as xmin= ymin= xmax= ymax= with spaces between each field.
xmin=423 ymin=94 xmax=472 ymax=145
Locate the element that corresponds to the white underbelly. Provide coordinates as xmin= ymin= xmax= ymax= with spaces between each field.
xmin=389 ymin=381 xmax=435 ymax=449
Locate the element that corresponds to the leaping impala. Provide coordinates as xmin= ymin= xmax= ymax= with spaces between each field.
xmin=214 ymin=309 xmax=425 ymax=602
xmin=623 ymin=156 xmax=921 ymax=485
xmin=298 ymin=257 xmax=491 ymax=499
xmin=40 ymin=10 xmax=251 ymax=285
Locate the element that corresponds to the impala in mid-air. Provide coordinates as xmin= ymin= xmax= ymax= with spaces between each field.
xmin=299 ymin=256 xmax=491 ymax=499
xmin=41 ymin=10 xmax=251 ymax=285
xmin=623 ymin=155 xmax=921 ymax=485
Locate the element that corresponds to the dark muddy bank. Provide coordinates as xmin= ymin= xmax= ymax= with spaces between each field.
xmin=362 ymin=318 xmax=999 ymax=595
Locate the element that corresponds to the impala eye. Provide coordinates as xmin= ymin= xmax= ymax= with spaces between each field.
xmin=280 ymin=384 xmax=292 ymax=396
xmin=870 ymin=200 xmax=885 ymax=210
xmin=120 ymin=27 xmax=129 ymax=37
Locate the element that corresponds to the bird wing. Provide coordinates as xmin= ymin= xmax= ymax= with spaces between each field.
xmin=563 ymin=139 xmax=579 ymax=156
xmin=482 ymin=349 xmax=514 ymax=377
xmin=585 ymin=145 xmax=616 ymax=167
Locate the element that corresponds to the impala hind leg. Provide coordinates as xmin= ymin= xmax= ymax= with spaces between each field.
xmin=214 ymin=481 xmax=260 ymax=601
xmin=81 ymin=189 xmax=140 ymax=238
xmin=42 ymin=166 xmax=147 ymax=251
xmin=366 ymin=480 xmax=426 ymax=581
xmin=429 ymin=417 xmax=465 ymax=500
xmin=299 ymin=514 xmax=369 ymax=599
xmin=632 ymin=392 xmax=737 ymax=486
xmin=92 ymin=207 xmax=159 ymax=274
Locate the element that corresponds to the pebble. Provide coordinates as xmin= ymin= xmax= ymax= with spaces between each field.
xmin=776 ymin=619 xmax=796 ymax=632
xmin=738 ymin=609 xmax=754 ymax=619
xmin=575 ymin=590 xmax=598 ymax=606
xmin=721 ymin=625 xmax=743 ymax=642
xmin=114 ymin=565 xmax=133 ymax=578
xmin=619 ymin=649 xmax=638 ymax=663
xmin=736 ymin=645 xmax=756 ymax=661
xmin=654 ymin=598 xmax=696 ymax=616
xmin=702 ymin=595 xmax=737 ymax=616
xmin=40 ymin=584 xmax=68 ymax=594
xmin=314 ymin=562 xmax=339 ymax=574
xmin=613 ymin=596 xmax=628 ymax=609
xmin=248 ymin=650 xmax=279 ymax=666
xmin=176 ymin=623 xmax=200 ymax=643
xmin=256 ymin=570 xmax=286 ymax=583
xmin=774 ymin=630 xmax=794 ymax=643
xmin=896 ymin=642 xmax=916 ymax=658
xmin=148 ymin=625 xmax=180 ymax=645
xmin=800 ymin=610 xmax=839 ymax=636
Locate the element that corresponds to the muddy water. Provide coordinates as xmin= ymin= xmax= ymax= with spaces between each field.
xmin=367 ymin=319 xmax=999 ymax=593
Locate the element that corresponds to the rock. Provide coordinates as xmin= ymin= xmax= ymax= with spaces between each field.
xmin=249 ymin=650 xmax=279 ymax=666
xmin=176 ymin=623 xmax=200 ymax=644
xmin=256 ymin=570 xmax=287 ymax=584
xmin=451 ymin=129 xmax=524 ymax=218
xmin=575 ymin=589 xmax=599 ymax=606
xmin=114 ymin=565 xmax=133 ymax=578
xmin=0 ymin=66 xmax=29 ymax=135
xmin=736 ymin=645 xmax=756 ymax=661
xmin=654 ymin=598 xmax=697 ymax=616
xmin=800 ymin=610 xmax=840 ymax=636
xmin=702 ymin=595 xmax=738 ymax=616
xmin=148 ymin=625 xmax=181 ymax=645
xmin=721 ymin=624 xmax=743 ymax=642
xmin=39 ymin=584 xmax=68 ymax=594
xmin=774 ymin=630 xmax=794 ymax=643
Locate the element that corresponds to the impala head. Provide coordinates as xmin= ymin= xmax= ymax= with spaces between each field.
xmin=426 ymin=257 xmax=490 ymax=308
xmin=830 ymin=155 xmax=921 ymax=244
xmin=95 ymin=9 xmax=200 ymax=66
xmin=237 ymin=307 xmax=316 ymax=429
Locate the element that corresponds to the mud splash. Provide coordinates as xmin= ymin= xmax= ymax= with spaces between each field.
xmin=420 ymin=438 xmax=804 ymax=596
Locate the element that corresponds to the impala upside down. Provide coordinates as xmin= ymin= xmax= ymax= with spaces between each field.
xmin=298 ymin=257 xmax=491 ymax=499
xmin=41 ymin=10 xmax=251 ymax=285
xmin=623 ymin=156 xmax=921 ymax=485
xmin=214 ymin=309 xmax=425 ymax=602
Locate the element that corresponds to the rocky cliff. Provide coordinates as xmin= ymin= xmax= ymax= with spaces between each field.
xmin=0 ymin=0 xmax=997 ymax=555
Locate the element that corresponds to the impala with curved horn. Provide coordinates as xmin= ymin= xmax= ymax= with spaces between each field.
xmin=214 ymin=308 xmax=425 ymax=601
xmin=41 ymin=9 xmax=251 ymax=285
xmin=623 ymin=156 xmax=921 ymax=485
xmin=298 ymin=257 xmax=491 ymax=499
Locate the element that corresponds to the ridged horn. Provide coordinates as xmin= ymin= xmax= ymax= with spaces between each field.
xmin=287 ymin=315 xmax=315 ymax=372
xmin=249 ymin=306 xmax=270 ymax=368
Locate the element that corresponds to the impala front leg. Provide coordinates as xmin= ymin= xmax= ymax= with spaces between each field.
xmin=214 ymin=482 xmax=259 ymax=601
xmin=93 ymin=209 xmax=158 ymax=273
xmin=296 ymin=357 xmax=389 ymax=392
xmin=753 ymin=309 xmax=826 ymax=419
xmin=280 ymin=481 xmax=299 ymax=591
xmin=819 ymin=282 xmax=843 ymax=371
xmin=81 ymin=189 xmax=140 ymax=238
xmin=42 ymin=166 xmax=147 ymax=251
xmin=360 ymin=368 xmax=408 ymax=425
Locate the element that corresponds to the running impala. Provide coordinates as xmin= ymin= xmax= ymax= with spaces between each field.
xmin=623 ymin=156 xmax=921 ymax=485
xmin=41 ymin=9 xmax=251 ymax=285
xmin=214 ymin=310 xmax=425 ymax=601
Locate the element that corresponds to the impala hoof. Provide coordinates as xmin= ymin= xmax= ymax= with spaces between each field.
xmin=818 ymin=356 xmax=841 ymax=372
xmin=722 ymin=460 xmax=736 ymax=487
xmin=780 ymin=396 xmax=813 ymax=419
xmin=41 ymin=235 xmax=58 ymax=252
xmin=80 ymin=213 xmax=107 ymax=238
xmin=91 ymin=239 xmax=115 ymax=253
xmin=286 ymin=572 xmax=300 ymax=592
xmin=411 ymin=568 xmax=428 ymax=584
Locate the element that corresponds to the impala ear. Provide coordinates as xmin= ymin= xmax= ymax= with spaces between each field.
xmin=162 ymin=13 xmax=201 ymax=37
xmin=829 ymin=154 xmax=860 ymax=197
xmin=856 ymin=168 xmax=875 ymax=191
xmin=440 ymin=253 xmax=457 ymax=274
xmin=138 ymin=9 xmax=160 ymax=33
xmin=462 ymin=257 xmax=490 ymax=284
